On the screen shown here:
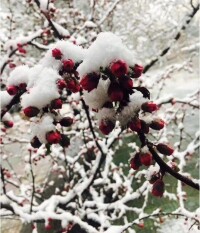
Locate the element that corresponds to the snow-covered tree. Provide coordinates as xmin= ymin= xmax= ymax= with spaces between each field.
xmin=0 ymin=1 xmax=199 ymax=232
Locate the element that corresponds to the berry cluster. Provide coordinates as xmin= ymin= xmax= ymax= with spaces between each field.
xmin=130 ymin=143 xmax=174 ymax=197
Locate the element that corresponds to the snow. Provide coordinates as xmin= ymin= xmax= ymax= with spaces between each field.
xmin=0 ymin=91 xmax=13 ymax=109
xmin=7 ymin=65 xmax=30 ymax=86
xmin=117 ymin=91 xmax=146 ymax=125
xmin=21 ymin=68 xmax=60 ymax=109
xmin=77 ymin=32 xmax=136 ymax=77
xmin=40 ymin=40 xmax=85 ymax=70
xmin=83 ymin=78 xmax=110 ymax=110
xmin=31 ymin=115 xmax=55 ymax=143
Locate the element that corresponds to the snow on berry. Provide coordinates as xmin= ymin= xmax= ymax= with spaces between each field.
xmin=40 ymin=41 xmax=85 ymax=70
xmin=21 ymin=68 xmax=60 ymax=109
xmin=77 ymin=32 xmax=136 ymax=77
xmin=7 ymin=65 xmax=30 ymax=87
xmin=31 ymin=115 xmax=56 ymax=144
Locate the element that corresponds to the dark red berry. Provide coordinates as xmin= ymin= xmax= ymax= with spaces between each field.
xmin=57 ymin=80 xmax=67 ymax=90
xmin=80 ymin=73 xmax=100 ymax=92
xmin=60 ymin=117 xmax=73 ymax=127
xmin=120 ymin=77 xmax=133 ymax=90
xmin=66 ymin=79 xmax=80 ymax=93
xmin=23 ymin=106 xmax=40 ymax=117
xmin=18 ymin=83 xmax=27 ymax=90
xmin=110 ymin=60 xmax=128 ymax=78
xmin=7 ymin=86 xmax=18 ymax=95
xmin=129 ymin=118 xmax=141 ymax=132
xmin=52 ymin=48 xmax=62 ymax=60
xmin=50 ymin=99 xmax=63 ymax=109
xmin=152 ymin=179 xmax=165 ymax=197
xmin=141 ymin=102 xmax=158 ymax=113
xmin=132 ymin=64 xmax=143 ymax=78
xmin=140 ymin=152 xmax=152 ymax=166
xmin=59 ymin=134 xmax=70 ymax=147
xmin=130 ymin=153 xmax=141 ymax=170
xmin=99 ymin=119 xmax=115 ymax=135
xmin=3 ymin=121 xmax=14 ymax=128
xmin=31 ymin=136 xmax=42 ymax=148
xmin=150 ymin=119 xmax=165 ymax=130
xmin=46 ymin=131 xmax=61 ymax=144
xmin=108 ymin=82 xmax=123 ymax=102
xmin=62 ymin=59 xmax=74 ymax=72
xmin=156 ymin=143 xmax=174 ymax=156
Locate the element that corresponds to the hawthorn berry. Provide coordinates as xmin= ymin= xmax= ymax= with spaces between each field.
xmin=149 ymin=119 xmax=165 ymax=130
xmin=151 ymin=179 xmax=165 ymax=197
xmin=3 ymin=121 xmax=14 ymax=128
xmin=156 ymin=143 xmax=174 ymax=156
xmin=132 ymin=64 xmax=144 ymax=78
xmin=52 ymin=48 xmax=62 ymax=60
xmin=110 ymin=60 xmax=128 ymax=78
xmin=7 ymin=85 xmax=18 ymax=95
xmin=59 ymin=134 xmax=70 ymax=147
xmin=108 ymin=82 xmax=124 ymax=102
xmin=129 ymin=118 xmax=141 ymax=133
xmin=31 ymin=136 xmax=42 ymax=148
xmin=130 ymin=153 xmax=141 ymax=170
xmin=141 ymin=102 xmax=158 ymax=113
xmin=120 ymin=77 xmax=133 ymax=90
xmin=59 ymin=117 xmax=73 ymax=127
xmin=62 ymin=59 xmax=75 ymax=72
xmin=140 ymin=152 xmax=152 ymax=166
xmin=50 ymin=99 xmax=63 ymax=109
xmin=57 ymin=79 xmax=67 ymax=89
xmin=46 ymin=131 xmax=61 ymax=144
xmin=99 ymin=119 xmax=115 ymax=135
xmin=23 ymin=106 xmax=40 ymax=117
xmin=80 ymin=73 xmax=100 ymax=92
xmin=66 ymin=79 xmax=80 ymax=93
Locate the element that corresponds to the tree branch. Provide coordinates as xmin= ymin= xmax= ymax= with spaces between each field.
xmin=143 ymin=3 xmax=199 ymax=73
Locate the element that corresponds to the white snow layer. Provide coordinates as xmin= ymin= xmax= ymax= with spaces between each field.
xmin=77 ymin=32 xmax=136 ymax=77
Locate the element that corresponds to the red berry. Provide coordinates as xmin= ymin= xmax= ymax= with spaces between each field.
xmin=80 ymin=73 xmax=100 ymax=92
xmin=45 ymin=224 xmax=52 ymax=231
xmin=62 ymin=59 xmax=74 ymax=72
xmin=66 ymin=79 xmax=80 ymax=93
xmin=110 ymin=60 xmax=128 ymax=78
xmin=50 ymin=99 xmax=63 ymax=109
xmin=156 ymin=143 xmax=174 ymax=156
xmin=99 ymin=119 xmax=115 ymax=135
xmin=108 ymin=82 xmax=124 ymax=102
xmin=129 ymin=118 xmax=141 ymax=132
xmin=120 ymin=77 xmax=133 ymax=90
xmin=19 ymin=83 xmax=27 ymax=90
xmin=59 ymin=134 xmax=70 ymax=147
xmin=132 ymin=64 xmax=143 ymax=78
xmin=140 ymin=152 xmax=152 ymax=166
xmin=141 ymin=102 xmax=158 ymax=113
xmin=130 ymin=153 xmax=141 ymax=170
xmin=9 ymin=63 xmax=16 ymax=69
xmin=23 ymin=106 xmax=40 ymax=117
xmin=3 ymin=121 xmax=14 ymax=128
xmin=150 ymin=119 xmax=165 ymax=130
xmin=46 ymin=131 xmax=61 ymax=144
xmin=18 ymin=47 xmax=27 ymax=54
xmin=152 ymin=179 xmax=165 ymax=197
xmin=52 ymin=48 xmax=62 ymax=60
xmin=60 ymin=117 xmax=73 ymax=127
xmin=31 ymin=136 xmax=42 ymax=148
xmin=57 ymin=79 xmax=67 ymax=89
xmin=7 ymin=85 xmax=18 ymax=95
